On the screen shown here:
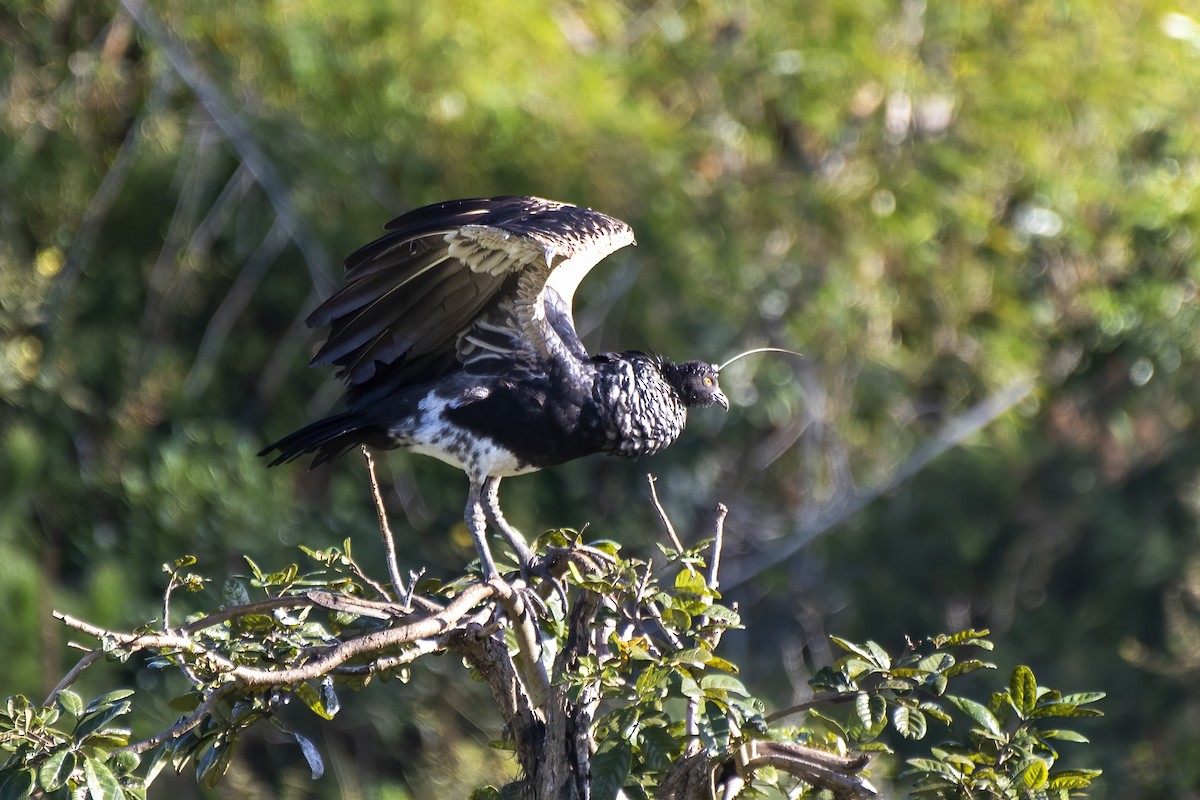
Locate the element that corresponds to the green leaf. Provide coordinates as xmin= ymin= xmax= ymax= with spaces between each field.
xmin=56 ymin=690 xmax=84 ymax=717
xmin=84 ymin=691 xmax=135 ymax=715
xmin=80 ymin=733 xmax=132 ymax=750
xmin=864 ymin=641 xmax=891 ymax=669
xmin=1048 ymin=775 xmax=1095 ymax=790
xmin=804 ymin=708 xmax=849 ymax=740
xmin=672 ymin=648 xmax=711 ymax=668
xmin=38 ymin=750 xmax=76 ymax=792
xmin=242 ymin=556 xmax=265 ymax=582
xmin=222 ymin=579 xmax=250 ymax=606
xmin=1046 ymin=768 xmax=1103 ymax=790
xmin=842 ymin=657 xmax=874 ymax=681
xmin=83 ymin=757 xmax=125 ymax=800
xmin=699 ymin=674 xmax=749 ymax=697
xmin=829 ymin=636 xmax=875 ymax=662
xmin=75 ymin=701 xmax=133 ymax=738
xmin=196 ymin=737 xmax=236 ymax=789
xmin=290 ymin=731 xmax=324 ymax=779
xmin=110 ymin=751 xmax=140 ymax=777
xmin=893 ymin=706 xmax=927 ymax=739
xmin=638 ymin=726 xmax=679 ymax=772
xmin=948 ymin=695 xmax=1001 ymax=735
xmin=167 ymin=692 xmax=201 ymax=713
xmin=1010 ymin=666 xmax=1038 ymax=717
xmin=1041 ymin=729 xmax=1090 ymax=743
xmin=677 ymin=671 xmax=703 ymax=699
xmin=1022 ymin=760 xmax=1049 ymax=789
xmin=917 ymin=653 xmax=954 ymax=674
xmin=1056 ymin=692 xmax=1105 ymax=706
xmin=700 ymin=604 xmax=740 ymax=625
xmin=855 ymin=693 xmax=885 ymax=728
xmin=674 ymin=568 xmax=708 ymax=594
xmin=1029 ymin=703 xmax=1103 ymax=719
xmin=933 ymin=629 xmax=991 ymax=648
xmin=905 ymin=757 xmax=963 ymax=779
xmin=704 ymin=655 xmax=739 ymax=674
xmin=659 ymin=608 xmax=692 ymax=632
xmin=590 ymin=743 xmax=631 ymax=800
xmin=0 ymin=769 xmax=35 ymax=800
xmin=944 ymin=659 xmax=994 ymax=678
xmin=919 ymin=702 xmax=953 ymax=725
xmin=296 ymin=683 xmax=337 ymax=720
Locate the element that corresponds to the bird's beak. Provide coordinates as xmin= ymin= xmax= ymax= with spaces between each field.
xmin=715 ymin=390 xmax=729 ymax=411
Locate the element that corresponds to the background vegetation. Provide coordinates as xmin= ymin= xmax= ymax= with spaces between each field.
xmin=2 ymin=0 xmax=1198 ymax=796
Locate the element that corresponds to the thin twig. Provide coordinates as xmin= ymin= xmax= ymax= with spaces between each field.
xmin=646 ymin=474 xmax=684 ymax=552
xmin=763 ymin=691 xmax=859 ymax=724
xmin=162 ymin=573 xmax=178 ymax=632
xmin=123 ymin=685 xmax=235 ymax=754
xmin=708 ymin=503 xmax=728 ymax=590
xmin=363 ymin=447 xmax=408 ymax=604
xmin=42 ymin=651 xmax=105 ymax=707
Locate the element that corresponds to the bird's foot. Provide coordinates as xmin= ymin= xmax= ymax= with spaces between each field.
xmin=507 ymin=543 xmax=618 ymax=617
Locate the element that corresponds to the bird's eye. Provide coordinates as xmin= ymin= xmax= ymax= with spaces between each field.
xmin=703 ymin=377 xmax=713 ymax=386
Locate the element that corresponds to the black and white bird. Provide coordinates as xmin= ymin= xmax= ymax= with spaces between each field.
xmin=261 ymin=196 xmax=728 ymax=578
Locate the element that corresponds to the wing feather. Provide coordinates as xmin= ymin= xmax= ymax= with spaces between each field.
xmin=306 ymin=196 xmax=635 ymax=405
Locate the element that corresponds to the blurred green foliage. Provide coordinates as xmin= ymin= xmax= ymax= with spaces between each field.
xmin=2 ymin=0 xmax=1199 ymax=796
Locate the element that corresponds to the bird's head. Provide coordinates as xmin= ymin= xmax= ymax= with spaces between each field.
xmin=661 ymin=360 xmax=729 ymax=411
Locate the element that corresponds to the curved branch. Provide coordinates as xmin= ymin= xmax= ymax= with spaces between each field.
xmin=53 ymin=581 xmax=501 ymax=688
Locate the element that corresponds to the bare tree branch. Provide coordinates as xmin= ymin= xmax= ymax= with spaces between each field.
xmin=53 ymin=580 xmax=504 ymax=688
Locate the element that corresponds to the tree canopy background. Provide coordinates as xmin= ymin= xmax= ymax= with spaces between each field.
xmin=2 ymin=0 xmax=1198 ymax=796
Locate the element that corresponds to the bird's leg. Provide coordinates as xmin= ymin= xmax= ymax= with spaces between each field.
xmin=481 ymin=476 xmax=559 ymax=619
xmin=465 ymin=477 xmax=499 ymax=579
xmin=481 ymin=476 xmax=539 ymax=570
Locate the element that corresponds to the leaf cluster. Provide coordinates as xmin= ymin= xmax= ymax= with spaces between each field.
xmin=0 ymin=535 xmax=1107 ymax=800
xmin=0 ymin=691 xmax=141 ymax=800
xmin=808 ymin=631 xmax=1104 ymax=798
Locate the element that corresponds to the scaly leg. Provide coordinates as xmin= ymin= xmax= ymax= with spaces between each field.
xmin=465 ymin=477 xmax=499 ymax=579
xmin=482 ymin=475 xmax=538 ymax=569
xmin=482 ymin=475 xmax=558 ymax=618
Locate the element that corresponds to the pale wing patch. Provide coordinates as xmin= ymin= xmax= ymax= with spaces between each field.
xmin=446 ymin=225 xmax=550 ymax=276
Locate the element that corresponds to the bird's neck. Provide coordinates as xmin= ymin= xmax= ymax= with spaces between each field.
xmin=591 ymin=353 xmax=688 ymax=459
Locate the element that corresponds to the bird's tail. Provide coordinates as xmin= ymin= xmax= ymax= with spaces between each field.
xmin=259 ymin=410 xmax=380 ymax=468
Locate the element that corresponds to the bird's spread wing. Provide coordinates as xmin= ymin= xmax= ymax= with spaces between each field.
xmin=307 ymin=196 xmax=635 ymax=404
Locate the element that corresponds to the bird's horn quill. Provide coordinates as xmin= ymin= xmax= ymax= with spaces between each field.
xmin=716 ymin=347 xmax=805 ymax=372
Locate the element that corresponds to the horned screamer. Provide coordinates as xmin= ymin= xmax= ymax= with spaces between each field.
xmin=261 ymin=196 xmax=729 ymax=577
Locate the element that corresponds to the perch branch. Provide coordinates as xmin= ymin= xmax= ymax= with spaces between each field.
xmin=53 ymin=581 xmax=502 ymax=688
